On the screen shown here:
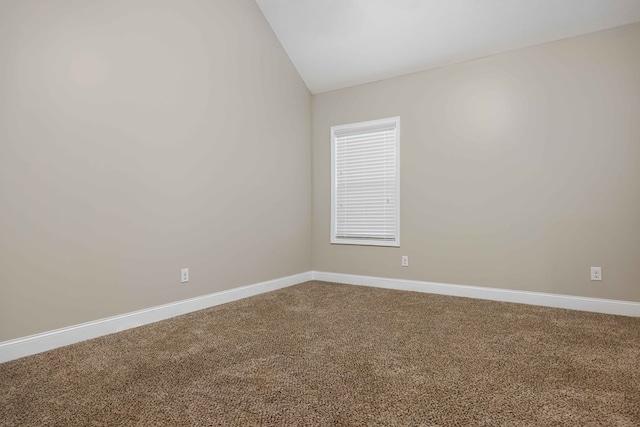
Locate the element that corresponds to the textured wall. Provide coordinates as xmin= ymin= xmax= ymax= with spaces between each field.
xmin=0 ymin=0 xmax=311 ymax=341
xmin=312 ymin=23 xmax=640 ymax=302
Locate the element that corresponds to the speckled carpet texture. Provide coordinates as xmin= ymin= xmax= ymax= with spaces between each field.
xmin=1 ymin=281 xmax=639 ymax=426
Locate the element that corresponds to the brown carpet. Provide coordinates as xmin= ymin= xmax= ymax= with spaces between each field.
xmin=1 ymin=281 xmax=639 ymax=426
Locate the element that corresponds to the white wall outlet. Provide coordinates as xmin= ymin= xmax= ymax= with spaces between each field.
xmin=590 ymin=266 xmax=602 ymax=281
xmin=181 ymin=268 xmax=189 ymax=283
xmin=401 ymin=256 xmax=409 ymax=267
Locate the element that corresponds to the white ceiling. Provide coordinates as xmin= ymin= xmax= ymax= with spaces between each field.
xmin=255 ymin=0 xmax=640 ymax=94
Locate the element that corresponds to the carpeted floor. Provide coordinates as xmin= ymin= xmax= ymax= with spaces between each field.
xmin=1 ymin=281 xmax=639 ymax=426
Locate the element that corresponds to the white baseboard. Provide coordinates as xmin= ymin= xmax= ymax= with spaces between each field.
xmin=311 ymin=271 xmax=640 ymax=317
xmin=4 ymin=270 xmax=638 ymax=364
xmin=0 ymin=272 xmax=312 ymax=364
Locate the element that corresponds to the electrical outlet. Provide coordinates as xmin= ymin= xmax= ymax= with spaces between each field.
xmin=401 ymin=256 xmax=409 ymax=267
xmin=590 ymin=267 xmax=602 ymax=281
xmin=181 ymin=268 xmax=189 ymax=283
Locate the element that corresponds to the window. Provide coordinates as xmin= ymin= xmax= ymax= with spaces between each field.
xmin=331 ymin=116 xmax=400 ymax=247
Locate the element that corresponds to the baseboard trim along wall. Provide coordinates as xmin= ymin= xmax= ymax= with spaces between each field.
xmin=3 ymin=270 xmax=640 ymax=363
xmin=0 ymin=272 xmax=312 ymax=364
xmin=311 ymin=271 xmax=640 ymax=318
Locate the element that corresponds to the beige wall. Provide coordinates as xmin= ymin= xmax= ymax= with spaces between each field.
xmin=2 ymin=5 xmax=639 ymax=343
xmin=0 ymin=0 xmax=311 ymax=341
xmin=312 ymin=23 xmax=640 ymax=302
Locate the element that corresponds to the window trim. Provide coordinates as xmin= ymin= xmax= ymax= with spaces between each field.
xmin=330 ymin=116 xmax=400 ymax=247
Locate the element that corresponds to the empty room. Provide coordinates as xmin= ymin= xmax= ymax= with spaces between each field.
xmin=1 ymin=0 xmax=639 ymax=425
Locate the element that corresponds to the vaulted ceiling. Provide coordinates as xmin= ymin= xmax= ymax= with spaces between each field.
xmin=255 ymin=0 xmax=640 ymax=94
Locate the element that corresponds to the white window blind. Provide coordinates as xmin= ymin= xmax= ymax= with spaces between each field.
xmin=331 ymin=117 xmax=400 ymax=247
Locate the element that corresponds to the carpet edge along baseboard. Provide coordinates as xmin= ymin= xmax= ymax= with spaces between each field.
xmin=2 ymin=271 xmax=639 ymax=363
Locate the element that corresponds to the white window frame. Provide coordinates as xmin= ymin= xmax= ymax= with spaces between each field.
xmin=331 ymin=116 xmax=400 ymax=247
